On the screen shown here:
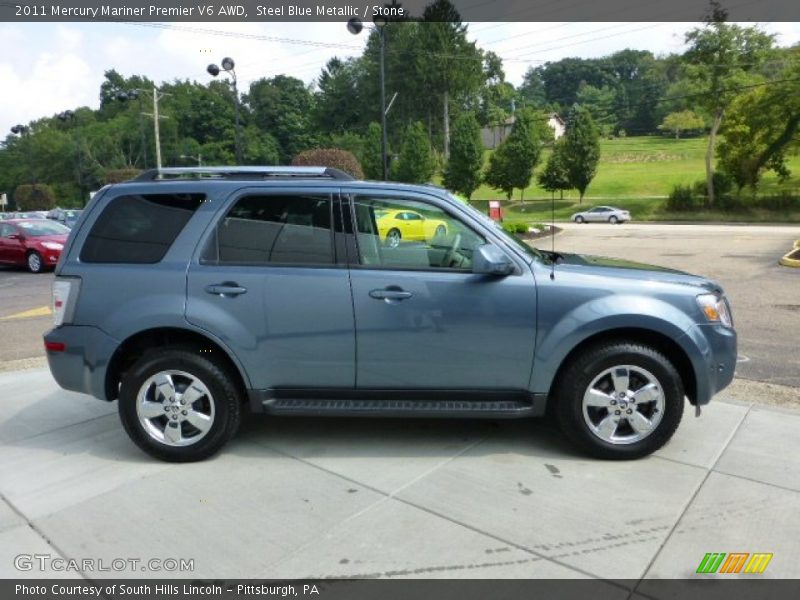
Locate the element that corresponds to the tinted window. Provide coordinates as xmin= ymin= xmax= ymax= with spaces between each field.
xmin=210 ymin=194 xmax=333 ymax=265
xmin=353 ymin=196 xmax=483 ymax=271
xmin=80 ymin=194 xmax=204 ymax=264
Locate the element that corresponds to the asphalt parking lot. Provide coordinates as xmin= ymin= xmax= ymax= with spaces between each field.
xmin=0 ymin=222 xmax=798 ymax=583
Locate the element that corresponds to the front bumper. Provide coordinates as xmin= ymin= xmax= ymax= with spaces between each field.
xmin=43 ymin=325 xmax=120 ymax=401
xmin=684 ymin=323 xmax=737 ymax=405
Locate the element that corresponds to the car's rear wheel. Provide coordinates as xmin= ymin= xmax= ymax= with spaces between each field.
xmin=554 ymin=341 xmax=684 ymax=459
xmin=608 ymin=215 xmax=619 ymax=224
xmin=26 ymin=251 xmax=43 ymax=273
xmin=386 ymin=228 xmax=402 ymax=248
xmin=118 ymin=347 xmax=242 ymax=462
xmin=574 ymin=215 xmax=584 ymax=223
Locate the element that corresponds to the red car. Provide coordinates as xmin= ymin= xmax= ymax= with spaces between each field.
xmin=0 ymin=219 xmax=70 ymax=273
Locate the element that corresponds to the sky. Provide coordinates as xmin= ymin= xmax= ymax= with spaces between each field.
xmin=1 ymin=21 xmax=799 ymax=135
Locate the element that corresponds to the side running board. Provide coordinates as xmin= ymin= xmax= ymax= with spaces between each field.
xmin=254 ymin=396 xmax=544 ymax=419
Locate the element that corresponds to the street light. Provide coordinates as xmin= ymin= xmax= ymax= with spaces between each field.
xmin=207 ymin=57 xmax=242 ymax=164
xmin=348 ymin=17 xmax=389 ymax=180
xmin=10 ymin=125 xmax=34 ymax=186
xmin=57 ymin=110 xmax=87 ymax=206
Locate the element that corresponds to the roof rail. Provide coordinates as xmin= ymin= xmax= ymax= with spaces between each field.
xmin=131 ymin=166 xmax=355 ymax=182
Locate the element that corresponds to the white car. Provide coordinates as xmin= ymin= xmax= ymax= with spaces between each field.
xmin=571 ymin=206 xmax=631 ymax=224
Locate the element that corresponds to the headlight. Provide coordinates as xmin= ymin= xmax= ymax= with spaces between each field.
xmin=41 ymin=242 xmax=64 ymax=251
xmin=696 ymin=294 xmax=733 ymax=327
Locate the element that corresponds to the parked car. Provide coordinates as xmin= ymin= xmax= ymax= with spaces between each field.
xmin=571 ymin=206 xmax=631 ymax=224
xmin=49 ymin=208 xmax=83 ymax=229
xmin=0 ymin=218 xmax=70 ymax=272
xmin=375 ymin=208 xmax=449 ymax=248
xmin=8 ymin=211 xmax=48 ymax=220
xmin=44 ymin=166 xmax=736 ymax=462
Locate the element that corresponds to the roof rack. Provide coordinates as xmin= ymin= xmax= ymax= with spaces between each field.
xmin=132 ymin=166 xmax=355 ymax=182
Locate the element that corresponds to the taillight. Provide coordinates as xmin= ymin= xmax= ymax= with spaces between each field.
xmin=52 ymin=278 xmax=80 ymax=326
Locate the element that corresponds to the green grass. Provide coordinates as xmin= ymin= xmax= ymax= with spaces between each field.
xmin=456 ymin=135 xmax=800 ymax=222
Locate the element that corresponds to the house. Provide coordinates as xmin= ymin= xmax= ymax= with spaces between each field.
xmin=480 ymin=112 xmax=565 ymax=149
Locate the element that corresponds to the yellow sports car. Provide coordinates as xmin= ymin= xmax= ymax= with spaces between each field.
xmin=375 ymin=209 xmax=449 ymax=248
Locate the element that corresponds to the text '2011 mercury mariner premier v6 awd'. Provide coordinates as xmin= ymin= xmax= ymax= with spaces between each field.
xmin=44 ymin=167 xmax=736 ymax=462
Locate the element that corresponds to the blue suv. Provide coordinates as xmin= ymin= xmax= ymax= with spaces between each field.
xmin=44 ymin=167 xmax=737 ymax=462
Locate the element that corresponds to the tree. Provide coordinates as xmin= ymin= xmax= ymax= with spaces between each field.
xmin=362 ymin=122 xmax=384 ymax=180
xmin=443 ymin=112 xmax=484 ymax=199
xmin=537 ymin=140 xmax=571 ymax=199
xmin=683 ymin=1 xmax=775 ymax=205
xmin=518 ymin=66 xmax=546 ymax=108
xmin=419 ymin=0 xmax=484 ymax=158
xmin=314 ymin=57 xmax=363 ymax=135
xmin=245 ymin=75 xmax=318 ymax=163
xmin=483 ymin=141 xmax=516 ymax=200
xmin=575 ymin=83 xmax=617 ymax=136
xmin=393 ymin=122 xmax=435 ymax=184
xmin=563 ymin=105 xmax=601 ymax=203
xmin=658 ymin=110 xmax=706 ymax=139
xmin=484 ymin=108 xmax=545 ymax=201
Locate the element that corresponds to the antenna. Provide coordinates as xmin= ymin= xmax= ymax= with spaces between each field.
xmin=550 ymin=191 xmax=556 ymax=280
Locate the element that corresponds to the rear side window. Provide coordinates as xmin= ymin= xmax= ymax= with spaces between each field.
xmin=80 ymin=194 xmax=204 ymax=264
xmin=206 ymin=194 xmax=333 ymax=266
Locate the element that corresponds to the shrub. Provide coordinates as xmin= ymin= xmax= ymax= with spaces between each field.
xmin=501 ymin=221 xmax=530 ymax=235
xmin=13 ymin=184 xmax=57 ymax=211
xmin=665 ymin=185 xmax=695 ymax=212
xmin=292 ymin=148 xmax=364 ymax=179
xmin=759 ymin=194 xmax=800 ymax=211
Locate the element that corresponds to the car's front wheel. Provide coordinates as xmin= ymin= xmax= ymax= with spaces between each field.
xmin=118 ymin=347 xmax=242 ymax=462
xmin=554 ymin=341 xmax=684 ymax=459
xmin=608 ymin=215 xmax=619 ymax=224
xmin=27 ymin=251 xmax=43 ymax=273
xmin=386 ymin=228 xmax=402 ymax=248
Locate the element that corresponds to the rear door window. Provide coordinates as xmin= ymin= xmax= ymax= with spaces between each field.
xmin=206 ymin=194 xmax=334 ymax=266
xmin=80 ymin=193 xmax=204 ymax=264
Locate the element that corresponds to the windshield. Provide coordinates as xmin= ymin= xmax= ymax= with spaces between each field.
xmin=452 ymin=194 xmax=543 ymax=261
xmin=16 ymin=220 xmax=70 ymax=236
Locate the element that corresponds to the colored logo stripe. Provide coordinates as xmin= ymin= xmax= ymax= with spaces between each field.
xmin=744 ymin=553 xmax=773 ymax=574
xmin=720 ymin=553 xmax=749 ymax=573
xmin=697 ymin=553 xmax=726 ymax=574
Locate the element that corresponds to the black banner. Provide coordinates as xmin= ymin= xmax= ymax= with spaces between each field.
xmin=3 ymin=0 xmax=800 ymax=23
xmin=5 ymin=579 xmax=800 ymax=600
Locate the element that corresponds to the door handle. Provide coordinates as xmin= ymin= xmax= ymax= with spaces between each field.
xmin=369 ymin=288 xmax=413 ymax=301
xmin=205 ymin=282 xmax=248 ymax=297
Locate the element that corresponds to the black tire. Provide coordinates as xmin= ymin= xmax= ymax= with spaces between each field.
xmin=574 ymin=215 xmax=584 ymax=223
xmin=26 ymin=251 xmax=43 ymax=273
xmin=118 ymin=347 xmax=242 ymax=462
xmin=386 ymin=228 xmax=402 ymax=248
xmin=609 ymin=215 xmax=619 ymax=224
xmin=553 ymin=341 xmax=684 ymax=460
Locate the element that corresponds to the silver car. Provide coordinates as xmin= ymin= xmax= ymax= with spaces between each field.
xmin=571 ymin=206 xmax=631 ymax=224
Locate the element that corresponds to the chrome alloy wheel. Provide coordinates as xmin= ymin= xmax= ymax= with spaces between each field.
xmin=136 ymin=370 xmax=215 ymax=447
xmin=581 ymin=365 xmax=665 ymax=445
xmin=28 ymin=252 xmax=42 ymax=272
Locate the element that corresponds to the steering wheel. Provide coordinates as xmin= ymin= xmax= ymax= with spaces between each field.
xmin=442 ymin=233 xmax=462 ymax=268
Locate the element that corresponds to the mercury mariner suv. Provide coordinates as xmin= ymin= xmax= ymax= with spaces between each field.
xmin=44 ymin=166 xmax=737 ymax=462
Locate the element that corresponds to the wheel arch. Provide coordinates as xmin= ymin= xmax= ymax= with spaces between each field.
xmin=548 ymin=327 xmax=698 ymax=407
xmin=105 ymin=327 xmax=249 ymax=402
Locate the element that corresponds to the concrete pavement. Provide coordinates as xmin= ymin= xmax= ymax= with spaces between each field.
xmin=1 ymin=368 xmax=798 ymax=582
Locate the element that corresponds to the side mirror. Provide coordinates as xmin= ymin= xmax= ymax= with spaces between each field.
xmin=472 ymin=244 xmax=514 ymax=276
